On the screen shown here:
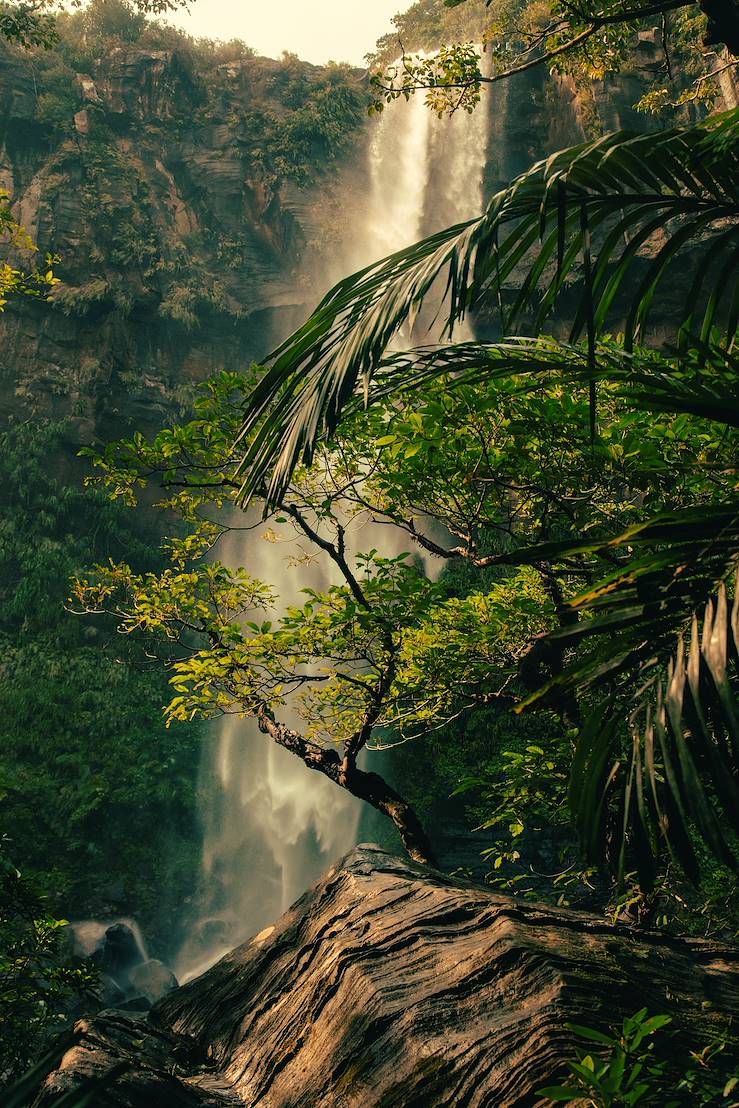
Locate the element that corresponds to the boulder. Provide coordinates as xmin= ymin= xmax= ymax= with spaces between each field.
xmin=128 ymin=959 xmax=178 ymax=1005
xmin=33 ymin=847 xmax=739 ymax=1106
xmin=94 ymin=923 xmax=144 ymax=981
xmin=94 ymin=973 xmax=127 ymax=1010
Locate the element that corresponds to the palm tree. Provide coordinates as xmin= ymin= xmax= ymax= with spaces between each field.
xmin=231 ymin=107 xmax=739 ymax=884
xmin=234 ymin=109 xmax=739 ymax=501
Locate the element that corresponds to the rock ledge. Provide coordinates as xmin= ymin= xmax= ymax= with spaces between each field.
xmin=35 ymin=846 xmax=739 ymax=1106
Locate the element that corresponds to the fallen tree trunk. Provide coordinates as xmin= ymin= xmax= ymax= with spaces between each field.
xmin=34 ymin=846 xmax=739 ymax=1106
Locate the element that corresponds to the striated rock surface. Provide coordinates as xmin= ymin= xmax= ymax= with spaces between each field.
xmin=34 ymin=846 xmax=739 ymax=1107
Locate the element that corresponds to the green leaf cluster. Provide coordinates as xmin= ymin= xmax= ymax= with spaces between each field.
xmin=0 ymin=192 xmax=59 ymax=311
xmin=541 ymin=1008 xmax=739 ymax=1106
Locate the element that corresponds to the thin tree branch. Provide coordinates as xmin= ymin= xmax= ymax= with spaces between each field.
xmin=342 ymin=648 xmax=397 ymax=780
xmin=277 ymin=500 xmax=371 ymax=610
xmin=375 ymin=0 xmax=691 ymax=96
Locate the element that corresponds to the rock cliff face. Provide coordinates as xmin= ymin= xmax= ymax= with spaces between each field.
xmin=35 ymin=847 xmax=739 ymax=1107
xmin=0 ymin=38 xmax=365 ymax=439
xmin=1 ymin=24 xmax=715 ymax=442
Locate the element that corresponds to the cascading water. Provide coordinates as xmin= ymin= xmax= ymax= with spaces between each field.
xmin=356 ymin=89 xmax=432 ymax=263
xmin=176 ymin=525 xmax=361 ymax=980
xmin=349 ymin=66 xmax=489 ymax=266
xmin=177 ymin=65 xmax=491 ymax=979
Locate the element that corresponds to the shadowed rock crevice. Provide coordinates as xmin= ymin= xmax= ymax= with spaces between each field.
xmin=33 ymin=846 xmax=739 ymax=1107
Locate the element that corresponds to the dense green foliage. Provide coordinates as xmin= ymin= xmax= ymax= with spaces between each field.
xmin=372 ymin=0 xmax=490 ymax=62
xmin=0 ymin=845 xmax=92 ymax=1083
xmin=80 ymin=363 xmax=715 ymax=733
xmin=72 ymin=320 xmax=739 ymax=923
xmin=0 ymin=421 xmax=201 ymax=944
xmin=1 ymin=0 xmax=366 ymax=333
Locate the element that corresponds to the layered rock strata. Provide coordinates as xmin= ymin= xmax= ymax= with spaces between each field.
xmin=34 ymin=846 xmax=739 ymax=1107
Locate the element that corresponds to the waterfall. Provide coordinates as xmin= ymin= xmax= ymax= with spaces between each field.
xmin=356 ymin=91 xmax=432 ymax=263
xmin=176 ymin=71 xmax=491 ymax=980
xmin=176 ymin=525 xmax=361 ymax=980
xmin=348 ymin=71 xmax=489 ymax=268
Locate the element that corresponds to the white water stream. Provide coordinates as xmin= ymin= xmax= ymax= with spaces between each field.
xmin=176 ymin=71 xmax=492 ymax=979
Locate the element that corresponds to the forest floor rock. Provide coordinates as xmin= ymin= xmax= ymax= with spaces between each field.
xmin=33 ymin=845 xmax=739 ymax=1107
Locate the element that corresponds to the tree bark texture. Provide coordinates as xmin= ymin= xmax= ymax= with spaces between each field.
xmin=34 ymin=846 xmax=739 ymax=1107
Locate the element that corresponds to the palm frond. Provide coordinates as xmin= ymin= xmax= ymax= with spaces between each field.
xmin=519 ymin=503 xmax=739 ymax=706
xmin=339 ymin=336 xmax=739 ymax=426
xmin=235 ymin=110 xmax=739 ymax=504
xmin=570 ymin=579 xmax=739 ymax=887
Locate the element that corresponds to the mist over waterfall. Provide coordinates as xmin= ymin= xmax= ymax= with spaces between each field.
xmin=177 ymin=80 xmax=491 ymax=979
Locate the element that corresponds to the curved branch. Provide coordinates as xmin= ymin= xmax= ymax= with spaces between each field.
xmin=256 ymin=704 xmax=437 ymax=866
xmin=277 ymin=500 xmax=371 ymax=610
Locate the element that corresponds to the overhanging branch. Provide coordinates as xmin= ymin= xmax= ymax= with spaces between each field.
xmin=376 ymin=0 xmax=738 ymax=102
xmin=256 ymin=704 xmax=437 ymax=866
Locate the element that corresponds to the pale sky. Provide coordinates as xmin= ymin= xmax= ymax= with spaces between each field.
xmin=167 ymin=1 xmax=407 ymax=66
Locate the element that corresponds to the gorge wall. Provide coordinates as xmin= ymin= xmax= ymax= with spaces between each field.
xmin=0 ymin=18 xmax=691 ymax=443
xmin=0 ymin=33 xmax=366 ymax=442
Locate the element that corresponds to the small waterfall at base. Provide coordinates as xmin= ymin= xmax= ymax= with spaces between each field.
xmin=176 ymin=72 xmax=492 ymax=980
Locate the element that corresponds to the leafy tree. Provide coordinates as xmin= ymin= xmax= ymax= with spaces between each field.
xmin=369 ymin=0 xmax=739 ymax=115
xmin=0 ymin=0 xmax=189 ymax=50
xmin=70 ymin=281 xmax=738 ymax=882
xmin=82 ymin=0 xmax=146 ymax=43
xmin=229 ymin=63 xmax=366 ymax=187
xmin=218 ymin=96 xmax=739 ymax=889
